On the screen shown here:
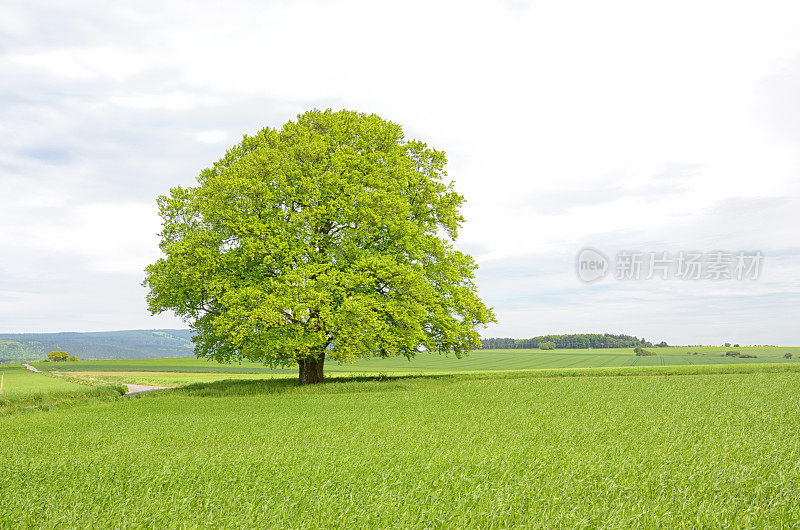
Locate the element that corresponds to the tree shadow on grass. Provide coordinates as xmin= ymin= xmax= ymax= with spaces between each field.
xmin=173 ymin=372 xmax=460 ymax=398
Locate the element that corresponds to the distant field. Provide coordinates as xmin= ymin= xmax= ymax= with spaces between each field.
xmin=2 ymin=367 xmax=800 ymax=526
xmin=52 ymin=362 xmax=800 ymax=388
xmin=35 ymin=347 xmax=800 ymax=385
xmin=0 ymin=365 xmax=89 ymax=397
xmin=0 ymin=364 xmax=124 ymax=414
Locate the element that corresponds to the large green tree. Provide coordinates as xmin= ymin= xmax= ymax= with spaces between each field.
xmin=144 ymin=109 xmax=495 ymax=384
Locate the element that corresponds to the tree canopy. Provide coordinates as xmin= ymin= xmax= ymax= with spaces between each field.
xmin=47 ymin=350 xmax=69 ymax=362
xmin=144 ymin=109 xmax=495 ymax=383
xmin=480 ymin=334 xmax=661 ymax=350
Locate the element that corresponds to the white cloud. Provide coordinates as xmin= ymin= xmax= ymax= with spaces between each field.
xmin=0 ymin=195 xmax=161 ymax=275
xmin=192 ymin=129 xmax=230 ymax=144
xmin=9 ymin=46 xmax=153 ymax=80
xmin=111 ymin=92 xmax=225 ymax=111
xmin=1 ymin=0 xmax=799 ymax=343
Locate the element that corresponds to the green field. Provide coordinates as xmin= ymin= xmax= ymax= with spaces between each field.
xmin=31 ymin=346 xmax=800 ymax=388
xmin=4 ymin=350 xmax=800 ymax=525
xmin=0 ymin=365 xmax=89 ymax=396
xmin=2 ymin=367 xmax=800 ymax=526
xmin=0 ymin=364 xmax=125 ymax=414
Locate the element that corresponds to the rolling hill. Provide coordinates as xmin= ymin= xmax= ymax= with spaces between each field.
xmin=0 ymin=329 xmax=194 ymax=361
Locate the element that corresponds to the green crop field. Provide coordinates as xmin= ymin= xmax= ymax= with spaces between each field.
xmin=0 ymin=365 xmax=88 ymax=396
xmin=0 ymin=364 xmax=125 ymax=414
xmin=2 ymin=366 xmax=800 ymax=526
xmin=31 ymin=346 xmax=800 ymax=388
xmin=5 ymin=350 xmax=800 ymax=526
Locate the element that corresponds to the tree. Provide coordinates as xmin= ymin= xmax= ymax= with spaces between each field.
xmin=724 ymin=342 xmax=731 ymax=347
xmin=539 ymin=341 xmax=556 ymax=350
xmin=68 ymin=356 xmax=80 ymax=362
xmin=144 ymin=109 xmax=496 ymax=384
xmin=48 ymin=351 xmax=69 ymax=362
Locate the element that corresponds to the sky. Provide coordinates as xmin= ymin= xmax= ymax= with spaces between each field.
xmin=1 ymin=0 xmax=799 ymax=345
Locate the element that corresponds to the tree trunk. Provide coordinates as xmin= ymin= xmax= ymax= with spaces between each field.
xmin=298 ymin=353 xmax=325 ymax=385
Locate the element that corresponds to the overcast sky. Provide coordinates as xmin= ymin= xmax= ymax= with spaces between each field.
xmin=1 ymin=0 xmax=799 ymax=345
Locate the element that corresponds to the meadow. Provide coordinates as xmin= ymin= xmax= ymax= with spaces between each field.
xmin=1 ymin=366 xmax=800 ymax=526
xmin=0 ymin=364 xmax=124 ymax=414
xmin=1 ymin=365 xmax=88 ymax=396
xmin=3 ymin=349 xmax=800 ymax=526
xmin=30 ymin=345 xmax=800 ymax=387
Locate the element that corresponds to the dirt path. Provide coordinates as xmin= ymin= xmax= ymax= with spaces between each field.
xmin=124 ymin=383 xmax=172 ymax=395
xmin=23 ymin=363 xmax=171 ymax=395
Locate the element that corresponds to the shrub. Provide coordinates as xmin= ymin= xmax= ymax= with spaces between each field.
xmin=634 ymin=347 xmax=655 ymax=356
xmin=67 ymin=356 xmax=80 ymax=362
xmin=785 ymin=353 xmax=793 ymax=359
xmin=725 ymin=351 xmax=741 ymax=357
xmin=47 ymin=351 xmax=69 ymax=362
xmin=739 ymin=354 xmax=757 ymax=359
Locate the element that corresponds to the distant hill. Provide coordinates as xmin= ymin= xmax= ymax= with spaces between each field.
xmin=0 ymin=329 xmax=195 ymax=361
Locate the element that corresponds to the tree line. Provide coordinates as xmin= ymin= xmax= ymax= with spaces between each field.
xmin=480 ymin=334 xmax=667 ymax=350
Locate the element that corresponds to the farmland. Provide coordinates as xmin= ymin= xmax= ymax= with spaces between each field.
xmin=0 ymin=365 xmax=88 ymax=396
xmin=29 ymin=346 xmax=800 ymax=387
xmin=3 ymin=349 xmax=800 ymax=526
xmin=0 ymin=364 xmax=124 ymax=414
xmin=2 ymin=364 xmax=800 ymax=526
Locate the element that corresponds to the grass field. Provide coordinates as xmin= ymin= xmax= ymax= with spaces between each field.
xmin=0 ymin=364 xmax=125 ymax=414
xmin=2 ymin=366 xmax=800 ymax=526
xmin=30 ymin=346 xmax=800 ymax=387
xmin=0 ymin=365 xmax=89 ymax=396
xmin=4 ymin=350 xmax=800 ymax=525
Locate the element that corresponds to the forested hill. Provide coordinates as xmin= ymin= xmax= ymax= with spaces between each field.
xmin=0 ymin=329 xmax=194 ymax=361
xmin=0 ymin=330 xmax=666 ymax=361
xmin=481 ymin=334 xmax=667 ymax=350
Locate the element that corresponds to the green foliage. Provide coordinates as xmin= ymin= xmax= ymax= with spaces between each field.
xmin=786 ymin=353 xmax=793 ymax=359
xmin=0 ymin=340 xmax=36 ymax=361
xmin=482 ymin=333 xmax=656 ymax=350
xmin=539 ymin=341 xmax=556 ymax=350
xmin=67 ymin=356 xmax=80 ymax=362
xmin=634 ymin=346 xmax=655 ymax=356
xmin=144 ymin=109 xmax=495 ymax=380
xmin=722 ymin=351 xmax=756 ymax=358
xmin=48 ymin=351 xmax=69 ymax=362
